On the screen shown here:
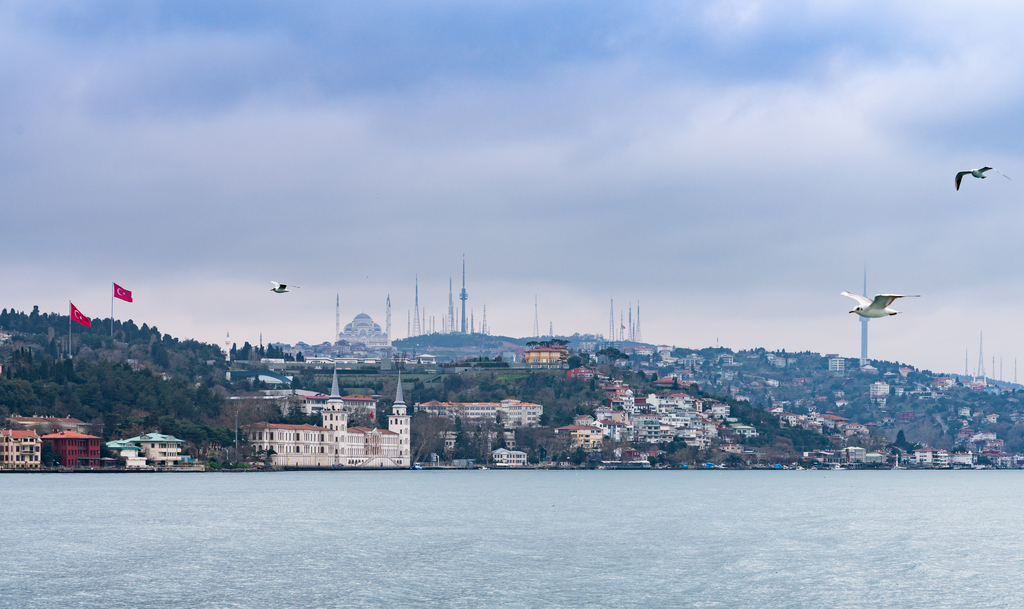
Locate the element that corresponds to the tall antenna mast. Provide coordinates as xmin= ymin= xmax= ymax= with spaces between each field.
xmin=635 ymin=302 xmax=642 ymax=343
xmin=386 ymin=295 xmax=392 ymax=346
xmin=482 ymin=305 xmax=487 ymax=336
xmin=609 ymin=298 xmax=614 ymax=342
xmin=533 ymin=296 xmax=539 ymax=339
xmin=620 ymin=311 xmax=624 ymax=342
xmin=448 ymin=278 xmax=455 ymax=335
xmin=549 ymin=321 xmax=553 ymax=338
xmin=413 ymin=274 xmax=421 ymax=337
xmin=459 ymin=256 xmax=468 ymax=334
xmin=335 ymin=294 xmax=340 ymax=344
xmin=977 ymin=331 xmax=985 ymax=381
xmin=629 ymin=303 xmax=633 ymax=342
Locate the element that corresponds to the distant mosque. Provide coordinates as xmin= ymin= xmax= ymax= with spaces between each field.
xmin=340 ymin=313 xmax=390 ymax=348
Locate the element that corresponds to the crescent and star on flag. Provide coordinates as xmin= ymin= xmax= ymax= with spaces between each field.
xmin=114 ymin=283 xmax=133 ymax=303
xmin=68 ymin=283 xmax=132 ymax=328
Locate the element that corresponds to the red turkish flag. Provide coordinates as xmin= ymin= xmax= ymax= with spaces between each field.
xmin=113 ymin=283 xmax=133 ymax=303
xmin=70 ymin=302 xmax=92 ymax=327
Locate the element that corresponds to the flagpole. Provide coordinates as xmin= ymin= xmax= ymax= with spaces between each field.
xmin=111 ymin=282 xmax=114 ymax=337
xmin=68 ymin=300 xmax=72 ymax=358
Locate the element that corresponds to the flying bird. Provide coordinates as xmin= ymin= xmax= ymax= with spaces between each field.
xmin=841 ymin=292 xmax=919 ymax=318
xmin=271 ymin=282 xmax=299 ymax=293
xmin=955 ymin=167 xmax=1010 ymax=191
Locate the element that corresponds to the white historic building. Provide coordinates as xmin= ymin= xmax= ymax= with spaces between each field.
xmin=249 ymin=368 xmax=410 ymax=468
xmin=414 ymin=399 xmax=543 ymax=427
xmin=340 ymin=313 xmax=390 ymax=348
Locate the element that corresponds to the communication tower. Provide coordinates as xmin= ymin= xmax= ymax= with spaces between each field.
xmin=635 ymin=302 xmax=643 ymax=343
xmin=448 ymin=278 xmax=455 ymax=335
xmin=482 ymin=305 xmax=488 ymax=336
xmin=386 ymin=295 xmax=392 ymax=346
xmin=460 ymin=257 xmax=468 ymax=334
xmin=413 ymin=275 xmax=421 ymax=337
xmin=609 ymin=298 xmax=614 ymax=342
xmin=860 ymin=267 xmax=869 ymax=366
xmin=336 ymin=294 xmax=340 ymax=344
xmin=977 ymin=331 xmax=985 ymax=381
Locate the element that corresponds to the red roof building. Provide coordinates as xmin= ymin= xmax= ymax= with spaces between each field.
xmin=41 ymin=431 xmax=102 ymax=468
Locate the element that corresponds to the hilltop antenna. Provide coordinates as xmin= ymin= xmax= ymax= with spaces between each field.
xmin=448 ymin=278 xmax=455 ymax=335
xmin=609 ymin=298 xmax=614 ymax=342
xmin=386 ymin=295 xmax=392 ymax=347
xmin=977 ymin=331 xmax=985 ymax=381
xmin=407 ymin=310 xmax=411 ymax=339
xmin=549 ymin=321 xmax=553 ymax=338
xmin=460 ymin=256 xmax=468 ymax=334
xmin=628 ymin=303 xmax=633 ymax=342
xmin=635 ymin=302 xmax=642 ymax=343
xmin=533 ymin=296 xmax=540 ymax=338
xmin=482 ymin=305 xmax=488 ymax=336
xmin=413 ymin=275 xmax=421 ymax=337
xmin=620 ymin=311 xmax=624 ymax=342
xmin=335 ymin=294 xmax=340 ymax=344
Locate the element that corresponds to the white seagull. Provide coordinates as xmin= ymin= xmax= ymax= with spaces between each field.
xmin=841 ymin=292 xmax=919 ymax=318
xmin=271 ymin=282 xmax=299 ymax=293
xmin=955 ymin=167 xmax=1010 ymax=191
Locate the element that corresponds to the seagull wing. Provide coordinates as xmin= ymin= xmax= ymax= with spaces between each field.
xmin=991 ymin=168 xmax=1012 ymax=181
xmin=978 ymin=167 xmax=993 ymax=174
xmin=870 ymin=294 xmax=920 ymax=309
xmin=271 ymin=281 xmax=281 ymax=289
xmin=955 ymin=171 xmax=970 ymax=191
xmin=841 ymin=292 xmax=873 ymax=307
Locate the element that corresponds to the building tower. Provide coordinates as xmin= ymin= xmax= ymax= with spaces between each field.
xmin=533 ymin=296 xmax=540 ymax=338
xmin=609 ymin=298 xmax=614 ymax=342
xmin=460 ymin=257 xmax=468 ymax=334
xmin=482 ymin=305 xmax=488 ymax=336
xmin=336 ymin=294 xmax=340 ymax=344
xmin=448 ymin=278 xmax=455 ymax=335
xmin=413 ymin=275 xmax=421 ymax=337
xmin=388 ymin=372 xmax=411 ymax=467
xmin=635 ymin=302 xmax=642 ymax=343
xmin=860 ymin=267 xmax=869 ymax=366
xmin=977 ymin=331 xmax=985 ymax=382
xmin=386 ymin=295 xmax=392 ymax=346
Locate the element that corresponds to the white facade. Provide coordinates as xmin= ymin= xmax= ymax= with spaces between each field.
xmin=492 ymin=448 xmax=528 ymax=467
xmin=414 ymin=399 xmax=543 ymax=427
xmin=249 ymin=369 xmax=410 ymax=468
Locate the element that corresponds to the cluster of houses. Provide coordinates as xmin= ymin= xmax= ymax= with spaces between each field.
xmin=0 ymin=415 xmax=187 ymax=470
xmin=555 ymin=368 xmax=747 ymax=451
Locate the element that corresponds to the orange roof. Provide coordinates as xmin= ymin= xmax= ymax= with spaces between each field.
xmin=40 ymin=431 xmax=100 ymax=440
xmin=1 ymin=429 xmax=40 ymax=439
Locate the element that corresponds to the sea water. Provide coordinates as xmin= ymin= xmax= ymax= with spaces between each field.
xmin=1 ymin=470 xmax=1022 ymax=608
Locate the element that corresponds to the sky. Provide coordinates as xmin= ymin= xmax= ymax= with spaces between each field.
xmin=4 ymin=1 xmax=1024 ymax=376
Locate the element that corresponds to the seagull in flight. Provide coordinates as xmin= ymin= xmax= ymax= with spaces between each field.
xmin=271 ymin=282 xmax=299 ymax=293
xmin=955 ymin=167 xmax=1010 ymax=191
xmin=841 ymin=292 xmax=919 ymax=318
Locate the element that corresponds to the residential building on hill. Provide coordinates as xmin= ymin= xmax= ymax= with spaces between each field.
xmin=523 ymin=346 xmax=568 ymax=365
xmin=8 ymin=416 xmax=90 ymax=434
xmin=106 ymin=440 xmax=148 ymax=468
xmin=414 ymin=399 xmax=543 ymax=427
xmin=492 ymin=448 xmax=528 ymax=467
xmin=555 ymin=425 xmax=603 ymax=450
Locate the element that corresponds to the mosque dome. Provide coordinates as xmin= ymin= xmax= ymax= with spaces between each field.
xmin=341 ymin=313 xmax=387 ymax=344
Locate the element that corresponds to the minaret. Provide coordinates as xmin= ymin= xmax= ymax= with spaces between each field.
xmin=860 ymin=267 xmax=869 ymax=367
xmin=386 ymin=295 xmax=392 ymax=346
xmin=460 ymin=257 xmax=468 ymax=334
xmin=224 ymin=332 xmax=231 ymax=362
xmin=635 ymin=302 xmax=643 ymax=343
xmin=388 ymin=372 xmax=411 ymax=467
xmin=335 ymin=294 xmax=340 ymax=344
xmin=324 ymin=365 xmax=348 ymax=465
xmin=413 ymin=275 xmax=421 ymax=337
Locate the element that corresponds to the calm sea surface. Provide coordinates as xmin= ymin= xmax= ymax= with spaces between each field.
xmin=1 ymin=470 xmax=1023 ymax=608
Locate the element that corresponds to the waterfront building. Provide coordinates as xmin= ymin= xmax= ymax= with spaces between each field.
xmin=0 ymin=429 xmax=41 ymax=469
xmin=492 ymin=448 xmax=528 ymax=467
xmin=41 ymin=431 xmax=101 ymax=467
xmin=106 ymin=440 xmax=148 ymax=468
xmin=913 ymin=448 xmax=950 ymax=467
xmin=123 ymin=432 xmax=185 ymax=466
xmin=414 ymin=399 xmax=543 ymax=427
xmin=567 ymin=366 xmax=597 ymax=380
xmin=248 ymin=422 xmax=338 ymax=467
xmin=249 ymin=368 xmax=410 ymax=468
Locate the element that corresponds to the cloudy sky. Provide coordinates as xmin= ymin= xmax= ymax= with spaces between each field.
xmin=4 ymin=1 xmax=1024 ymax=375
